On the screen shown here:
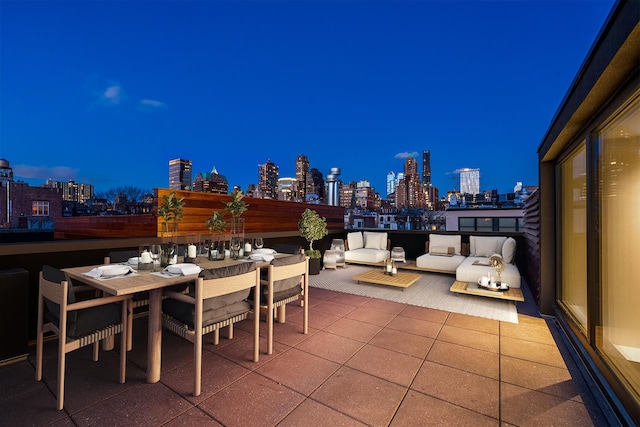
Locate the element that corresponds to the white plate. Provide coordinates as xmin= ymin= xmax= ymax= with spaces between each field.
xmin=166 ymin=263 xmax=201 ymax=275
xmin=97 ymin=265 xmax=131 ymax=277
xmin=249 ymin=253 xmax=274 ymax=262
xmin=252 ymin=248 xmax=276 ymax=255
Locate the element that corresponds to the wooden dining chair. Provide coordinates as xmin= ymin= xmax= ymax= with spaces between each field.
xmin=250 ymin=253 xmax=309 ymax=355
xmin=35 ymin=265 xmax=130 ymax=411
xmin=161 ymin=262 xmax=260 ymax=397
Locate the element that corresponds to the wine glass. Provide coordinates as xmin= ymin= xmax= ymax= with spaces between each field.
xmin=150 ymin=244 xmax=161 ymax=271
xmin=231 ymin=237 xmax=241 ymax=259
xmin=254 ymin=237 xmax=264 ymax=250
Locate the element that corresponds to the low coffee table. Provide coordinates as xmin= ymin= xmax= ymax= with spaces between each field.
xmin=449 ymin=280 xmax=524 ymax=303
xmin=353 ymin=269 xmax=421 ymax=289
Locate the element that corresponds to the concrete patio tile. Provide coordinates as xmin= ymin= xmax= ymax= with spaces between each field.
xmin=390 ymin=390 xmax=497 ymax=426
xmin=437 ymin=324 xmax=500 ymax=353
xmin=369 ymin=327 xmax=435 ymax=359
xmin=411 ymin=361 xmax=499 ymax=419
xmin=311 ymin=366 xmax=406 ymax=427
xmin=346 ymin=343 xmax=423 ymax=387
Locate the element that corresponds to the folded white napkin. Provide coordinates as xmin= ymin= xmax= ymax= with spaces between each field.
xmin=252 ymin=248 xmax=276 ymax=255
xmin=249 ymin=253 xmax=274 ymax=263
xmin=85 ymin=265 xmax=135 ymax=278
xmin=165 ymin=263 xmax=202 ymax=276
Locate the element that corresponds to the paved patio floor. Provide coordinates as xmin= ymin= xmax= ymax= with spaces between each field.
xmin=0 ymin=280 xmax=613 ymax=426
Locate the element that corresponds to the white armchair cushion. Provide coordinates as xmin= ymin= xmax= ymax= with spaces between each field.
xmin=364 ymin=231 xmax=387 ymax=250
xmin=502 ymin=237 xmax=517 ymax=263
xmin=470 ymin=236 xmax=507 ymax=257
xmin=347 ymin=232 xmax=364 ymax=250
xmin=429 ymin=234 xmax=461 ymax=255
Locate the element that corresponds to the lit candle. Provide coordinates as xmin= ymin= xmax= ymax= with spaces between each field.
xmin=386 ymin=262 xmax=392 ymax=273
xmin=244 ymin=242 xmax=252 ymax=253
xmin=187 ymin=244 xmax=197 ymax=259
xmin=391 ymin=266 xmax=397 ymax=275
xmin=140 ymin=250 xmax=152 ymax=264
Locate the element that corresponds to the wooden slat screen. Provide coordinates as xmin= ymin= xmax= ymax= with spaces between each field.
xmin=522 ymin=189 xmax=541 ymax=304
xmin=54 ymin=188 xmax=345 ymax=240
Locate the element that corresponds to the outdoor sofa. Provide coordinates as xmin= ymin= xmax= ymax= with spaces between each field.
xmin=344 ymin=231 xmax=391 ymax=264
xmin=344 ymin=232 xmax=521 ymax=289
xmin=416 ymin=234 xmax=521 ymax=288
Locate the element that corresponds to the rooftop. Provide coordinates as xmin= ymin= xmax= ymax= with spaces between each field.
xmin=0 ymin=271 xmax=612 ymax=426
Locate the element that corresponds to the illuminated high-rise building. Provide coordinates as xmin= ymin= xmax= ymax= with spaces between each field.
xmin=169 ymin=158 xmax=192 ymax=191
xmin=326 ymin=168 xmax=341 ymax=206
xmin=45 ymin=179 xmax=94 ymax=204
xmin=258 ymin=160 xmax=279 ymax=199
xmin=193 ymin=166 xmax=228 ymax=194
xmin=308 ymin=168 xmax=325 ymax=202
xmin=278 ymin=177 xmax=297 ymax=201
xmin=295 ymin=155 xmax=309 ymax=202
xmin=386 ymin=171 xmax=396 ymax=197
xmin=459 ymin=168 xmax=480 ymax=195
xmin=422 ymin=150 xmax=431 ymax=185
xmin=396 ymin=156 xmax=426 ymax=209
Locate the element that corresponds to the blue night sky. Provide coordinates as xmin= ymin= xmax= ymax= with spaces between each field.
xmin=0 ymin=0 xmax=616 ymax=197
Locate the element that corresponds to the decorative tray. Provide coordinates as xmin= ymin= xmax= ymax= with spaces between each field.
xmin=478 ymin=284 xmax=509 ymax=292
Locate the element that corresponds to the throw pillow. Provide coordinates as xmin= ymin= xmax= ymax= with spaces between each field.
xmin=378 ymin=232 xmax=388 ymax=250
xmin=363 ymin=232 xmax=380 ymax=249
xmin=347 ymin=232 xmax=364 ymax=250
xmin=470 ymin=236 xmax=507 ymax=257
xmin=429 ymin=234 xmax=461 ymax=255
xmin=502 ymin=237 xmax=517 ymax=263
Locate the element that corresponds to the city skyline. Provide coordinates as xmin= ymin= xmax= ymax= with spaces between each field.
xmin=0 ymin=0 xmax=616 ymax=195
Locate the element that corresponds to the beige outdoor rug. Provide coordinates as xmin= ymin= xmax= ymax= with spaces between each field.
xmin=309 ymin=265 xmax=519 ymax=324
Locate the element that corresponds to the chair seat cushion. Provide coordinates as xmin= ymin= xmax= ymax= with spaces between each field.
xmin=163 ymin=297 xmax=250 ymax=328
xmin=46 ymin=303 xmax=122 ymax=339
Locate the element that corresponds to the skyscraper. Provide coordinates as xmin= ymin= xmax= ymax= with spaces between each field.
xmin=169 ymin=158 xmax=192 ymax=191
xmin=386 ymin=171 xmax=396 ymax=197
xmin=308 ymin=167 xmax=325 ymax=202
xmin=422 ymin=150 xmax=431 ymax=185
xmin=459 ymin=168 xmax=480 ymax=195
xmin=295 ymin=154 xmax=309 ymax=202
xmin=396 ymin=156 xmax=426 ymax=209
xmin=326 ymin=167 xmax=341 ymax=206
xmin=193 ymin=166 xmax=228 ymax=194
xmin=258 ymin=160 xmax=279 ymax=199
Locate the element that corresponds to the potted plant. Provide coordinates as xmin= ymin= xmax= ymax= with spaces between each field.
xmin=157 ymin=192 xmax=185 ymax=266
xmin=298 ymin=208 xmax=328 ymax=275
xmin=224 ymin=190 xmax=249 ymax=259
xmin=157 ymin=192 xmax=185 ymax=236
xmin=205 ymin=210 xmax=227 ymax=260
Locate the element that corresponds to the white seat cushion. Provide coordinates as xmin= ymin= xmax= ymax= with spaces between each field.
xmin=456 ymin=256 xmax=521 ymax=288
xmin=345 ymin=248 xmax=390 ymax=264
xmin=416 ymin=253 xmax=466 ymax=274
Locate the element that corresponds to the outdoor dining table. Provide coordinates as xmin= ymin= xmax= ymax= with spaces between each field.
xmin=63 ymin=256 xmax=269 ymax=383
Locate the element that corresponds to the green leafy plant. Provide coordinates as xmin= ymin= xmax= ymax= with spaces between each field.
xmin=305 ymin=249 xmax=321 ymax=259
xmin=298 ymin=208 xmax=328 ymax=253
xmin=224 ymin=190 xmax=249 ymax=218
xmin=158 ymin=192 xmax=185 ymax=234
xmin=205 ymin=211 xmax=227 ymax=236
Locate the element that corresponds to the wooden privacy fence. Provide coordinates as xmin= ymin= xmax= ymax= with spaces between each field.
xmin=54 ymin=188 xmax=345 ymax=240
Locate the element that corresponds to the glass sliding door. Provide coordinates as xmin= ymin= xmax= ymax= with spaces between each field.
xmin=559 ymin=143 xmax=588 ymax=332
xmin=597 ymin=97 xmax=640 ymax=400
